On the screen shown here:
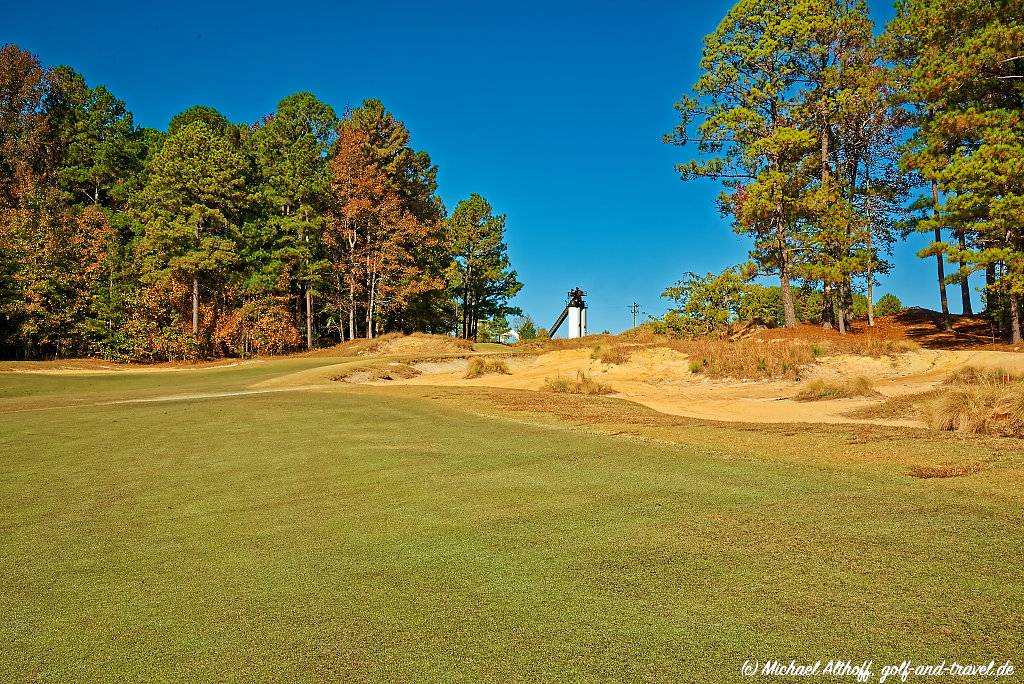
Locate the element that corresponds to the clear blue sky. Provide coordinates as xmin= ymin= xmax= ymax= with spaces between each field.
xmin=7 ymin=0 xmax=971 ymax=334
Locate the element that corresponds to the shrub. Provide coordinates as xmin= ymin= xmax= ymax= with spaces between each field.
xmin=465 ymin=357 xmax=511 ymax=379
xmin=874 ymin=293 xmax=904 ymax=317
xmin=543 ymin=371 xmax=614 ymax=395
xmin=795 ymin=376 xmax=879 ymax=401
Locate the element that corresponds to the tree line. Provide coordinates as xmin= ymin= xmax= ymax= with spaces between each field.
xmin=0 ymin=45 xmax=522 ymax=360
xmin=665 ymin=0 xmax=1023 ymax=341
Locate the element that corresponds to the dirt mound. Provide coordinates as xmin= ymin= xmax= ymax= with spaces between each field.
xmin=304 ymin=333 xmax=474 ymax=358
xmin=753 ymin=308 xmax=1021 ymax=353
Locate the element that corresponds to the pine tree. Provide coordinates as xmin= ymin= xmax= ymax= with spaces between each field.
xmin=445 ymin=194 xmax=522 ymax=340
xmin=134 ymin=120 xmax=249 ymax=343
xmin=887 ymin=0 xmax=1024 ymax=340
xmin=246 ymin=92 xmax=336 ymax=348
xmin=665 ymin=0 xmax=823 ymax=329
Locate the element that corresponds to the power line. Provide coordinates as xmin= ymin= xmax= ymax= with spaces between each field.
xmin=629 ymin=302 xmax=639 ymax=329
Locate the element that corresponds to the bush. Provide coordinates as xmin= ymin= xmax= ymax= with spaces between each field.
xmin=794 ymin=376 xmax=879 ymax=401
xmin=465 ymin=357 xmax=511 ymax=379
xmin=513 ymin=316 xmax=539 ymax=341
xmin=542 ymin=371 xmax=614 ymax=395
xmin=874 ymin=293 xmax=904 ymax=317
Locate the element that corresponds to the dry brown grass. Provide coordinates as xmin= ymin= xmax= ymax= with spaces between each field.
xmin=753 ymin=326 xmax=920 ymax=357
xmin=590 ymin=344 xmax=633 ymax=365
xmin=795 ymin=376 xmax=880 ymax=401
xmin=909 ymin=463 xmax=984 ymax=479
xmin=825 ymin=338 xmax=919 ymax=357
xmin=670 ymin=338 xmax=815 ymax=380
xmin=843 ymin=390 xmax=942 ymax=420
xmin=332 ymin=362 xmax=422 ymax=383
xmin=944 ymin=365 xmax=1024 ymax=386
xmin=542 ymin=371 xmax=615 ymax=395
xmin=923 ymin=384 xmax=1024 ymax=438
xmin=465 ymin=358 xmax=511 ymax=379
xmin=313 ymin=333 xmax=474 ymax=359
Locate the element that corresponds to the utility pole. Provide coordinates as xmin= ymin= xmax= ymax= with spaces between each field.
xmin=629 ymin=302 xmax=639 ymax=329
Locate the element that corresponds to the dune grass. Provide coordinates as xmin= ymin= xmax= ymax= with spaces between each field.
xmin=0 ymin=361 xmax=1022 ymax=681
xmin=465 ymin=357 xmax=511 ymax=378
xmin=590 ymin=344 xmax=633 ymax=365
xmin=794 ymin=376 xmax=880 ymax=401
xmin=923 ymin=384 xmax=1024 ymax=438
xmin=675 ymin=338 xmax=814 ymax=380
xmin=542 ymin=371 xmax=614 ymax=395
xmin=944 ymin=365 xmax=1024 ymax=386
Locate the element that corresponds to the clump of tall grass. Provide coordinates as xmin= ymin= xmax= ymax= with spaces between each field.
xmin=543 ymin=371 xmax=614 ymax=395
xmin=923 ymin=384 xmax=1024 ymax=438
xmin=820 ymin=338 xmax=919 ymax=358
xmin=673 ymin=338 xmax=814 ymax=380
xmin=909 ymin=463 xmax=983 ymax=479
xmin=590 ymin=344 xmax=633 ymax=365
xmin=794 ymin=376 xmax=880 ymax=401
xmin=465 ymin=357 xmax=511 ymax=379
xmin=944 ymin=365 xmax=1024 ymax=386
xmin=332 ymin=362 xmax=422 ymax=382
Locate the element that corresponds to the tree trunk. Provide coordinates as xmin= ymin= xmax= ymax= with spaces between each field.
xmin=866 ymin=235 xmax=875 ymax=328
xmin=956 ymin=230 xmax=972 ymax=316
xmin=864 ymin=165 xmax=875 ymax=327
xmin=931 ymin=182 xmax=952 ymax=331
xmin=821 ymin=282 xmax=834 ymax=329
xmin=775 ymin=207 xmax=796 ymax=328
xmin=305 ymin=287 xmax=314 ymax=349
xmin=192 ymin=222 xmax=201 ymax=337
xmin=192 ymin=276 xmax=199 ymax=337
xmin=780 ymin=271 xmax=797 ymax=329
xmin=1011 ymin=294 xmax=1022 ymax=344
xmin=836 ymin=282 xmax=847 ymax=335
xmin=985 ymin=260 xmax=996 ymax=312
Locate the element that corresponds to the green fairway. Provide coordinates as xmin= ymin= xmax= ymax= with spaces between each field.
xmin=1 ymin=361 xmax=1022 ymax=682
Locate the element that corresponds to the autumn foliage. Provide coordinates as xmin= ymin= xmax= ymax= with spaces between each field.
xmin=0 ymin=45 xmax=520 ymax=360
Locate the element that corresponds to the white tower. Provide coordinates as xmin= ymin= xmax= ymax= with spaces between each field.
xmin=550 ymin=288 xmax=588 ymax=339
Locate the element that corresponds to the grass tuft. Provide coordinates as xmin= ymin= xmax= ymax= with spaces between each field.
xmin=909 ymin=463 xmax=983 ymax=479
xmin=332 ymin=362 xmax=421 ymax=382
xmin=944 ymin=365 xmax=1024 ymax=386
xmin=590 ymin=344 xmax=633 ymax=365
xmin=543 ymin=371 xmax=614 ymax=395
xmin=923 ymin=384 xmax=1024 ymax=438
xmin=465 ymin=357 xmax=512 ymax=379
xmin=795 ymin=376 xmax=879 ymax=401
xmin=672 ymin=338 xmax=814 ymax=380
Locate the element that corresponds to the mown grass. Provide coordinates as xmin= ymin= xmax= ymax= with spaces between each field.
xmin=1 ymin=362 xmax=1022 ymax=681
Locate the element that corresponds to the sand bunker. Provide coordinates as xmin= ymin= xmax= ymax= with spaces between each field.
xmin=386 ymin=346 xmax=1024 ymax=428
